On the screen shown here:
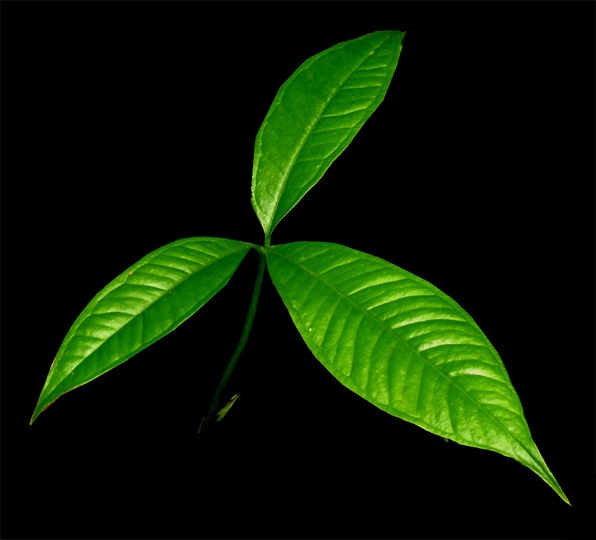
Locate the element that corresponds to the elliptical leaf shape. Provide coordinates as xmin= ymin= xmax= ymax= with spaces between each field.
xmin=266 ymin=241 xmax=569 ymax=505
xmin=30 ymin=237 xmax=253 ymax=424
xmin=31 ymin=31 xmax=568 ymax=504
xmin=252 ymin=31 xmax=405 ymax=239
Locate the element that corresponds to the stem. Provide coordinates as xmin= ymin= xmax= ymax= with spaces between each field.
xmin=197 ymin=249 xmax=266 ymax=436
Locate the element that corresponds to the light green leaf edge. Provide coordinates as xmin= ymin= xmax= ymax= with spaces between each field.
xmin=266 ymin=241 xmax=569 ymax=505
xmin=252 ymin=30 xmax=406 ymax=240
xmin=30 ymin=237 xmax=257 ymax=425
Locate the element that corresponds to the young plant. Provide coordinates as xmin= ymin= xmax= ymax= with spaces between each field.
xmin=29 ymin=30 xmax=568 ymax=505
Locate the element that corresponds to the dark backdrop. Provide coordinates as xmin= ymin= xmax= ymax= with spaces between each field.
xmin=5 ymin=3 xmax=591 ymax=539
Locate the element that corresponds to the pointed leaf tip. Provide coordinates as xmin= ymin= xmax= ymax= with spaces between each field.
xmin=252 ymin=31 xmax=406 ymax=239
xmin=266 ymin=240 xmax=568 ymax=503
xmin=31 ymin=237 xmax=253 ymax=426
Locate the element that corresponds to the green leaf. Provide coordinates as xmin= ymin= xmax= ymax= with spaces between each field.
xmin=30 ymin=237 xmax=254 ymax=425
xmin=252 ymin=30 xmax=406 ymax=241
xmin=266 ymin=241 xmax=569 ymax=505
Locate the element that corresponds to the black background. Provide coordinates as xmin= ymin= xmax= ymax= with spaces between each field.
xmin=4 ymin=2 xmax=592 ymax=539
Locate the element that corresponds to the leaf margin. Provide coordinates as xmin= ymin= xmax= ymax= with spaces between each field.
xmin=251 ymin=30 xmax=406 ymax=241
xmin=265 ymin=240 xmax=569 ymax=505
xmin=30 ymin=237 xmax=259 ymax=425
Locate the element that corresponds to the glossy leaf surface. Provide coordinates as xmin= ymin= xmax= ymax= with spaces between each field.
xmin=252 ymin=30 xmax=405 ymax=240
xmin=266 ymin=241 xmax=568 ymax=504
xmin=31 ymin=237 xmax=253 ymax=425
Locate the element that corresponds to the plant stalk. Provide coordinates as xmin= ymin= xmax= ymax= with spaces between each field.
xmin=197 ymin=248 xmax=266 ymax=436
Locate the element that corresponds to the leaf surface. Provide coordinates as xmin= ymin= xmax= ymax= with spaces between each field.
xmin=252 ymin=30 xmax=406 ymax=239
xmin=31 ymin=237 xmax=254 ymax=425
xmin=266 ymin=241 xmax=569 ymax=504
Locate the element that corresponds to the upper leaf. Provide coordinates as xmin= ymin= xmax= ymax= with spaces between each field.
xmin=265 ymin=241 xmax=569 ymax=504
xmin=251 ymin=31 xmax=406 ymax=241
xmin=30 ymin=237 xmax=254 ymax=425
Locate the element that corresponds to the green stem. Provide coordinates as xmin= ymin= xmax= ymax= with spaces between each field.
xmin=197 ymin=248 xmax=266 ymax=436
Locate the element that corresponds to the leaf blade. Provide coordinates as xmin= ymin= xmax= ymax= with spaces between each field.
xmin=31 ymin=237 xmax=254 ymax=425
xmin=252 ymin=30 xmax=406 ymax=239
xmin=266 ymin=240 xmax=569 ymax=504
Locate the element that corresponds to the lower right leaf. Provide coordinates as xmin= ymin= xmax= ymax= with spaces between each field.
xmin=266 ymin=241 xmax=569 ymax=505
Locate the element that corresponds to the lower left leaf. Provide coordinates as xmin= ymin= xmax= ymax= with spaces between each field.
xmin=30 ymin=237 xmax=254 ymax=425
